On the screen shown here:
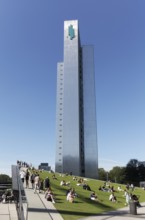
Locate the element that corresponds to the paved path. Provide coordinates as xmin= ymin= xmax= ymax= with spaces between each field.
xmin=0 ymin=203 xmax=18 ymax=220
xmin=25 ymin=187 xmax=63 ymax=220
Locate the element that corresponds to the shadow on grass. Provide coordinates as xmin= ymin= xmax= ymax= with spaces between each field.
xmin=56 ymin=206 xmax=131 ymax=218
xmin=28 ymin=207 xmax=50 ymax=213
xmin=54 ymin=200 xmax=118 ymax=216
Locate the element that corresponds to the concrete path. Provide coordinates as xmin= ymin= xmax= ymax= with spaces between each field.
xmin=25 ymin=187 xmax=63 ymax=220
xmin=0 ymin=203 xmax=18 ymax=220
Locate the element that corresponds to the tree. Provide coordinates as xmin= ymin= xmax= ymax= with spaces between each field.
xmin=0 ymin=174 xmax=11 ymax=183
xmin=127 ymin=159 xmax=139 ymax=168
xmin=98 ymin=168 xmax=107 ymax=181
xmin=109 ymin=166 xmax=126 ymax=183
xmin=138 ymin=163 xmax=145 ymax=182
xmin=124 ymin=159 xmax=140 ymax=186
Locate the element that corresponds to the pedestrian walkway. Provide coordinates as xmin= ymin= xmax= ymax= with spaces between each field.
xmin=79 ymin=202 xmax=145 ymax=220
xmin=0 ymin=202 xmax=18 ymax=220
xmin=21 ymin=166 xmax=145 ymax=220
xmin=21 ymin=165 xmax=63 ymax=220
xmin=25 ymin=187 xmax=63 ymax=220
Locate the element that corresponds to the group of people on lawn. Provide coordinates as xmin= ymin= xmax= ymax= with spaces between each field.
xmin=19 ymin=165 xmax=141 ymax=206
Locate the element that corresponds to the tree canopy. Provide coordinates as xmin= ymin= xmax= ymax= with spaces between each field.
xmin=0 ymin=174 xmax=11 ymax=183
xmin=98 ymin=159 xmax=145 ymax=186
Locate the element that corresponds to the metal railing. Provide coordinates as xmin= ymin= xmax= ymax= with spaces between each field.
xmin=12 ymin=165 xmax=28 ymax=220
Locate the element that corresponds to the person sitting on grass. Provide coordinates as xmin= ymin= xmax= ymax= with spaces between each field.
xmin=98 ymin=185 xmax=109 ymax=192
xmin=66 ymin=189 xmax=75 ymax=203
xmin=90 ymin=191 xmax=98 ymax=201
xmin=110 ymin=186 xmax=115 ymax=192
xmin=60 ymin=180 xmax=70 ymax=186
xmin=2 ymin=190 xmax=14 ymax=203
xmin=66 ymin=188 xmax=78 ymax=198
xmin=60 ymin=180 xmax=66 ymax=186
xmin=77 ymin=178 xmax=84 ymax=186
xmin=73 ymin=176 xmax=77 ymax=181
xmin=117 ymin=186 xmax=124 ymax=191
xmin=45 ymin=188 xmax=55 ymax=203
xmin=52 ymin=174 xmax=57 ymax=180
xmin=109 ymin=192 xmax=117 ymax=203
xmin=82 ymin=183 xmax=91 ymax=191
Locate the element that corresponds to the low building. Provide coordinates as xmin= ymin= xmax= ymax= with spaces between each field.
xmin=38 ymin=163 xmax=51 ymax=171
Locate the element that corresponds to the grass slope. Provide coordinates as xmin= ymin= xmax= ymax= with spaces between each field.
xmin=38 ymin=170 xmax=145 ymax=220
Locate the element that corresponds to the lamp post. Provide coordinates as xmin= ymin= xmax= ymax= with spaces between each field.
xmin=106 ymin=172 xmax=108 ymax=181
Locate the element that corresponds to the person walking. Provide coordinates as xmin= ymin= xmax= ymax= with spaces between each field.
xmin=30 ymin=173 xmax=35 ymax=189
xmin=20 ymin=170 xmax=26 ymax=184
xmin=34 ymin=174 xmax=40 ymax=193
xmin=25 ymin=169 xmax=30 ymax=188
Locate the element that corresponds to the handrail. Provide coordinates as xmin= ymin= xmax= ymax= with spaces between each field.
xmin=11 ymin=165 xmax=28 ymax=220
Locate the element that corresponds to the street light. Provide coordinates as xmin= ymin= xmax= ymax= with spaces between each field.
xmin=106 ymin=172 xmax=108 ymax=181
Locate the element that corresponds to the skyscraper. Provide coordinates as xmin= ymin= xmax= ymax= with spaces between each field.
xmin=55 ymin=20 xmax=98 ymax=179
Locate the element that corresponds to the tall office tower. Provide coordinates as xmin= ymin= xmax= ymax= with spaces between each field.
xmin=55 ymin=20 xmax=98 ymax=179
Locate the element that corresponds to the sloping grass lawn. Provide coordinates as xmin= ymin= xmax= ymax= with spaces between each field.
xmin=38 ymin=170 xmax=145 ymax=220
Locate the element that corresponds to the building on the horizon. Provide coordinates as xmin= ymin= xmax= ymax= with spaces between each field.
xmin=38 ymin=163 xmax=51 ymax=171
xmin=55 ymin=20 xmax=98 ymax=179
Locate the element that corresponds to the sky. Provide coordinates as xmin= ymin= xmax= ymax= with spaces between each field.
xmin=0 ymin=0 xmax=145 ymax=176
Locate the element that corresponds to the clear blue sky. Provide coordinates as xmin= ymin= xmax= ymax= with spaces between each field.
xmin=0 ymin=0 xmax=145 ymax=176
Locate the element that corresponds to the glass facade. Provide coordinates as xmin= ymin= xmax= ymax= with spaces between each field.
xmin=82 ymin=45 xmax=98 ymax=178
xmin=55 ymin=20 xmax=98 ymax=178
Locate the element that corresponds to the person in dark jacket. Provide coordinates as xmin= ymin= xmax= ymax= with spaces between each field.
xmin=44 ymin=177 xmax=50 ymax=190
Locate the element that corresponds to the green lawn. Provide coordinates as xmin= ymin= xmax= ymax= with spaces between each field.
xmin=37 ymin=170 xmax=145 ymax=220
